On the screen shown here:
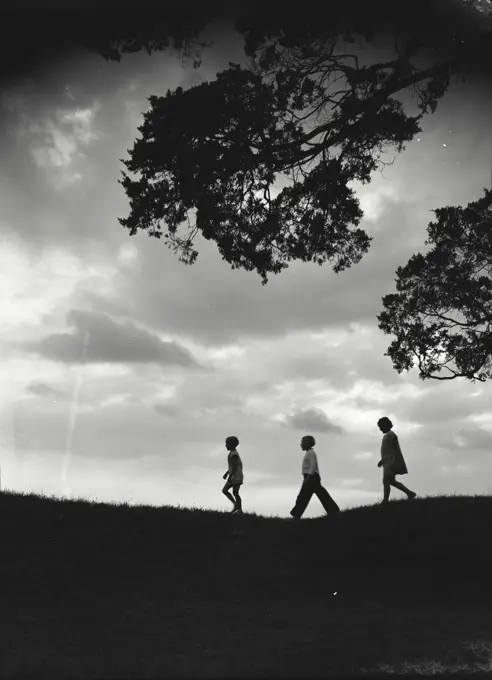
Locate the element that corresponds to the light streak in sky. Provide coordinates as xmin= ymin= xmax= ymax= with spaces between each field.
xmin=62 ymin=330 xmax=90 ymax=497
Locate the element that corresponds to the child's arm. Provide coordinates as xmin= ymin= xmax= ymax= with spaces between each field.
xmin=223 ymin=457 xmax=231 ymax=480
xmin=378 ymin=456 xmax=392 ymax=467
xmin=224 ymin=452 xmax=238 ymax=479
xmin=229 ymin=454 xmax=238 ymax=478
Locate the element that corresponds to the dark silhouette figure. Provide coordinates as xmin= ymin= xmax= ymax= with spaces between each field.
xmin=290 ymin=435 xmax=340 ymax=519
xmin=377 ymin=417 xmax=417 ymax=504
xmin=222 ymin=436 xmax=243 ymax=514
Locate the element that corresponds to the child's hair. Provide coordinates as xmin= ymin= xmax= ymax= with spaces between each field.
xmin=377 ymin=417 xmax=393 ymax=428
xmin=303 ymin=435 xmax=316 ymax=448
xmin=226 ymin=436 xmax=239 ymax=448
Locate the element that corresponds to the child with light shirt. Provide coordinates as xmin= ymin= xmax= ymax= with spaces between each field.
xmin=222 ymin=436 xmax=243 ymax=514
xmin=377 ymin=417 xmax=417 ymax=504
xmin=290 ymin=435 xmax=340 ymax=519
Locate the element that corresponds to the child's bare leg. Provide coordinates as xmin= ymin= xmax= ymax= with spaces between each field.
xmin=222 ymin=484 xmax=236 ymax=508
xmin=383 ymin=482 xmax=391 ymax=503
xmin=391 ymin=480 xmax=415 ymax=497
xmin=232 ymin=485 xmax=242 ymax=511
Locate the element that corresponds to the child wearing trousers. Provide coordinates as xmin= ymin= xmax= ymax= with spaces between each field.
xmin=290 ymin=435 xmax=340 ymax=519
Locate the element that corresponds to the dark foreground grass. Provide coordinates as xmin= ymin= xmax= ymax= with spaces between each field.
xmin=0 ymin=492 xmax=491 ymax=677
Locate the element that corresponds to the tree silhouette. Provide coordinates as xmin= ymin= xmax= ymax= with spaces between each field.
xmin=116 ymin=0 xmax=492 ymax=283
xmin=79 ymin=3 xmax=223 ymax=68
xmin=378 ymin=190 xmax=492 ymax=382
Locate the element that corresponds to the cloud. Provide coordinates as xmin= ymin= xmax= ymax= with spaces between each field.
xmin=79 ymin=192 xmax=435 ymax=350
xmin=0 ymin=40 xmax=233 ymax=262
xmin=29 ymin=104 xmax=99 ymax=163
xmin=16 ymin=309 xmax=202 ymax=368
xmin=275 ymin=351 xmax=355 ymax=389
xmin=454 ymin=424 xmax=492 ymax=452
xmin=403 ymin=382 xmax=488 ymax=426
xmin=339 ymin=477 xmax=365 ymax=487
xmin=154 ymin=402 xmax=179 ymax=417
xmin=281 ymin=407 xmax=344 ymax=434
xmin=26 ymin=381 xmax=67 ymax=400
xmin=3 ymin=83 xmax=101 ymax=189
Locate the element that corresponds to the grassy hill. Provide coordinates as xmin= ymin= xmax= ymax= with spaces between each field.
xmin=0 ymin=491 xmax=491 ymax=677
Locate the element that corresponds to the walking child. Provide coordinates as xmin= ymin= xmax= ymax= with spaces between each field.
xmin=377 ymin=417 xmax=417 ymax=504
xmin=290 ymin=435 xmax=340 ymax=519
xmin=222 ymin=436 xmax=243 ymax=514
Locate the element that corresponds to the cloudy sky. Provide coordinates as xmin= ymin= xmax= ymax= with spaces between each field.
xmin=1 ymin=19 xmax=491 ymax=518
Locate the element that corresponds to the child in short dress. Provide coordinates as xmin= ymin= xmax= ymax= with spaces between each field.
xmin=377 ymin=417 xmax=417 ymax=504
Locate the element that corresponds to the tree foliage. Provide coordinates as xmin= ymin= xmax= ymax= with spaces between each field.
xmin=79 ymin=3 xmax=223 ymax=68
xmin=378 ymin=190 xmax=492 ymax=382
xmin=84 ymin=0 xmax=491 ymax=284
xmin=118 ymin=1 xmax=470 ymax=283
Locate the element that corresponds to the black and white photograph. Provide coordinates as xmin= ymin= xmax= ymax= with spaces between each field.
xmin=1 ymin=0 xmax=492 ymax=676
